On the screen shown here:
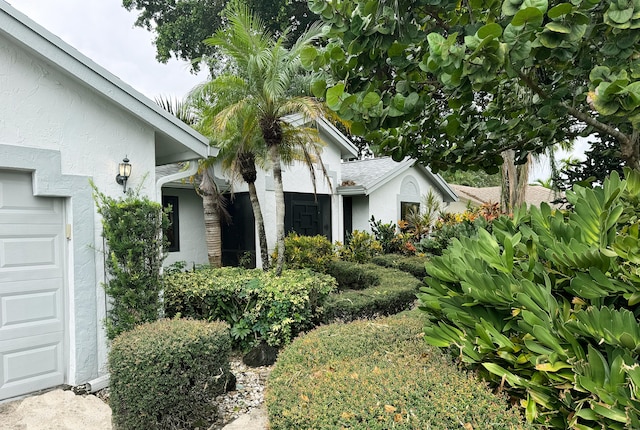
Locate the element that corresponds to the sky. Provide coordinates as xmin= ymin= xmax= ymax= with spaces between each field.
xmin=9 ymin=0 xmax=209 ymax=100
xmin=8 ymin=0 xmax=589 ymax=181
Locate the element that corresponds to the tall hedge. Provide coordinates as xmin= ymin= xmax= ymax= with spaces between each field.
xmin=94 ymin=187 xmax=169 ymax=339
xmin=419 ymin=169 xmax=640 ymax=429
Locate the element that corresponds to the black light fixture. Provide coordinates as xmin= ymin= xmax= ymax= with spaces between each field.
xmin=115 ymin=157 xmax=132 ymax=193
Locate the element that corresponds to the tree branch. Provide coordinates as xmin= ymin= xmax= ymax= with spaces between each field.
xmin=517 ymin=71 xmax=632 ymax=147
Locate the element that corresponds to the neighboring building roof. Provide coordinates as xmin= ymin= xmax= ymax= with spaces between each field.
xmin=338 ymin=157 xmax=458 ymax=202
xmin=0 ymin=1 xmax=213 ymax=165
xmin=451 ymin=184 xmax=563 ymax=207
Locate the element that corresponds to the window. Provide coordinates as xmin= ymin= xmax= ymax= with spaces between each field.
xmin=400 ymin=201 xmax=420 ymax=222
xmin=162 ymin=195 xmax=180 ymax=252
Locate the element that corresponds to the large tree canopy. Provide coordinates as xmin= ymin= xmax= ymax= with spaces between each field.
xmin=122 ymin=0 xmax=316 ymax=72
xmin=304 ymin=0 xmax=640 ymax=173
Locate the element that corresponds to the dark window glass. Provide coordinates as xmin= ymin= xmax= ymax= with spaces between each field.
xmin=162 ymin=195 xmax=179 ymax=252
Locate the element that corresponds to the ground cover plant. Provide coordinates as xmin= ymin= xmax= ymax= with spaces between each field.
xmin=109 ymin=318 xmax=232 ymax=430
xmin=266 ymin=309 xmax=532 ymax=429
xmin=163 ymin=267 xmax=336 ymax=349
xmin=419 ymin=169 xmax=640 ymax=429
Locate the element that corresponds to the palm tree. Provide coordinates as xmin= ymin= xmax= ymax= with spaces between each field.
xmin=155 ymin=96 xmax=227 ymax=267
xmin=188 ymin=75 xmax=271 ymax=269
xmin=204 ymin=3 xmax=327 ymax=275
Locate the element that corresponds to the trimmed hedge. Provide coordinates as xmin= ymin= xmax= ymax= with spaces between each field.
xmin=266 ymin=310 xmax=532 ymax=429
xmin=109 ymin=318 xmax=232 ymax=430
xmin=164 ymin=267 xmax=337 ymax=349
xmin=322 ymin=264 xmax=420 ymax=322
xmin=370 ymin=254 xmax=428 ymax=279
xmin=324 ymin=260 xmax=380 ymax=290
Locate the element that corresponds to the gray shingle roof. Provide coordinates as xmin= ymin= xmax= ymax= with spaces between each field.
xmin=339 ymin=157 xmax=457 ymax=202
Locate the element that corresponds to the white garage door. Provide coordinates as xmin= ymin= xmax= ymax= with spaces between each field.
xmin=0 ymin=170 xmax=66 ymax=400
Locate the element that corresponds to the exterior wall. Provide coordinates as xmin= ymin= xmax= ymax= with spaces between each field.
xmin=162 ymin=188 xmax=208 ymax=268
xmin=1 ymin=33 xmax=158 ymax=384
xmin=360 ymin=170 xmax=445 ymax=233
xmin=350 ymin=195 xmax=370 ymax=232
xmin=446 ymin=199 xmax=474 ymax=213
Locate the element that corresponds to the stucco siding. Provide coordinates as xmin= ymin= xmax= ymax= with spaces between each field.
xmin=163 ymin=188 xmax=208 ymax=268
xmin=0 ymin=32 xmax=160 ymax=387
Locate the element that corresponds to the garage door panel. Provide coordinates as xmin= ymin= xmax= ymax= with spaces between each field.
xmin=0 ymin=171 xmax=66 ymax=400
xmin=0 ymin=279 xmax=63 ymax=340
xmin=0 ymin=333 xmax=64 ymax=400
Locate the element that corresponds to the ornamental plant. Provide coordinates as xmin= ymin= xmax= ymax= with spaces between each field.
xmin=419 ymin=169 xmax=640 ymax=429
xmin=164 ymin=267 xmax=337 ymax=349
xmin=93 ymin=186 xmax=169 ymax=340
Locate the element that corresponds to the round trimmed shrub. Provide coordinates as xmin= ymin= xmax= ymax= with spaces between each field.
xmin=266 ymin=310 xmax=532 ymax=429
xmin=108 ymin=318 xmax=232 ymax=430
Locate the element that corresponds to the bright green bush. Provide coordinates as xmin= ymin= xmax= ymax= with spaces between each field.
xmin=266 ymin=309 xmax=532 ymax=429
xmin=338 ymin=230 xmax=383 ymax=263
xmin=324 ymin=260 xmax=380 ymax=290
xmin=322 ymin=264 xmax=420 ymax=322
xmin=109 ymin=318 xmax=232 ymax=430
xmin=419 ymin=169 xmax=640 ymax=429
xmin=371 ymin=254 xmax=428 ymax=279
xmin=93 ymin=187 xmax=169 ymax=340
xmin=164 ymin=267 xmax=337 ymax=349
xmin=284 ymin=232 xmax=336 ymax=272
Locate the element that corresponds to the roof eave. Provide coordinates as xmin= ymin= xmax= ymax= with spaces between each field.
xmin=0 ymin=2 xmax=210 ymax=163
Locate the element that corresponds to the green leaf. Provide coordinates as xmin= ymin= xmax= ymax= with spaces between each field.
xmin=545 ymin=21 xmax=572 ymax=33
xmin=350 ymin=121 xmax=366 ymax=136
xmin=522 ymin=0 xmax=549 ymax=13
xmin=606 ymin=6 xmax=634 ymax=24
xmin=512 ymin=7 xmax=544 ymax=26
xmin=548 ymin=3 xmax=573 ymax=18
xmin=477 ymin=23 xmax=503 ymax=39
xmin=326 ymin=82 xmax=345 ymax=111
xmin=362 ymin=92 xmax=381 ymax=109
xmin=300 ymin=46 xmax=318 ymax=68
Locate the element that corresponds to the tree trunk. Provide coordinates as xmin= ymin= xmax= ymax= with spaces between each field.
xmin=200 ymin=170 xmax=223 ymax=268
xmin=621 ymin=130 xmax=640 ymax=171
xmin=248 ymin=182 xmax=269 ymax=270
xmin=501 ymin=150 xmax=530 ymax=214
xmin=269 ymin=144 xmax=286 ymax=276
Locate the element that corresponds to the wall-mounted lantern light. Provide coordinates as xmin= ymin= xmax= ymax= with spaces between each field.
xmin=115 ymin=157 xmax=132 ymax=193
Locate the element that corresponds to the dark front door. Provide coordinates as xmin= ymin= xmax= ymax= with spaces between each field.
xmin=285 ymin=192 xmax=331 ymax=240
xmin=222 ymin=192 xmax=256 ymax=267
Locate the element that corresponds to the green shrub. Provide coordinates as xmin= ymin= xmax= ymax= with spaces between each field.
xmin=109 ymin=318 xmax=232 ymax=430
xmin=324 ymin=260 xmax=380 ymax=290
xmin=419 ymin=169 xmax=640 ymax=429
xmin=322 ymin=264 xmax=420 ymax=322
xmin=284 ymin=232 xmax=336 ymax=272
xmin=164 ymin=267 xmax=337 ymax=349
xmin=371 ymin=254 xmax=428 ymax=279
xmin=266 ymin=310 xmax=532 ymax=429
xmin=338 ymin=230 xmax=382 ymax=263
xmin=93 ymin=187 xmax=169 ymax=340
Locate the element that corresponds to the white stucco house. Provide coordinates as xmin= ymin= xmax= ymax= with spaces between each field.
xmin=162 ymin=148 xmax=458 ymax=268
xmin=161 ymin=115 xmax=360 ymax=268
xmin=338 ymin=157 xmax=458 ymax=233
xmin=0 ymin=1 xmax=213 ymax=400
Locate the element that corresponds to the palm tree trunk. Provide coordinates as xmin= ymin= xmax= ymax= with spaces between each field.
xmin=200 ymin=170 xmax=223 ymax=267
xmin=269 ymin=144 xmax=286 ymax=276
xmin=248 ymin=182 xmax=269 ymax=270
